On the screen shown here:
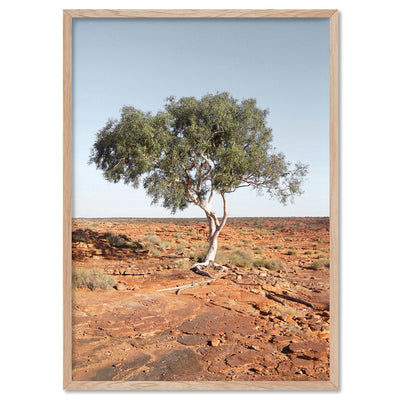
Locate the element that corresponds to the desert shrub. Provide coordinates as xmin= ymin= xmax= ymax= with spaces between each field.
xmin=145 ymin=233 xmax=164 ymax=247
xmin=72 ymin=269 xmax=117 ymax=290
xmin=72 ymin=229 xmax=92 ymax=243
xmin=253 ymin=258 xmax=283 ymax=271
xmin=229 ymin=250 xmax=254 ymax=267
xmin=304 ymin=250 xmax=313 ymax=255
xmin=311 ymin=258 xmax=330 ymax=270
xmin=319 ymin=247 xmax=329 ymax=253
xmin=287 ymin=249 xmax=298 ymax=256
xmin=104 ymin=232 xmax=142 ymax=249
xmin=275 ymin=304 xmax=297 ymax=317
xmin=184 ymin=242 xmax=208 ymax=260
xmin=215 ymin=252 xmax=230 ymax=265
xmin=176 ymin=259 xmax=191 ymax=268
xmin=141 ymin=233 xmax=172 ymax=254
xmin=176 ymin=243 xmax=186 ymax=253
xmin=147 ymin=245 xmax=162 ymax=257
xmin=253 ymin=246 xmax=263 ymax=254
xmin=188 ymin=248 xmax=208 ymax=262
xmin=270 ymin=244 xmax=283 ymax=249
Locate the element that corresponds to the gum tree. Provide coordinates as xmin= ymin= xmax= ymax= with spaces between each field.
xmin=90 ymin=93 xmax=308 ymax=270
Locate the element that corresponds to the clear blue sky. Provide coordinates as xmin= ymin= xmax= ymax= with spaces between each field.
xmin=72 ymin=18 xmax=329 ymax=218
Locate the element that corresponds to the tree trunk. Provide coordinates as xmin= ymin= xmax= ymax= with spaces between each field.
xmin=199 ymin=193 xmax=228 ymax=267
xmin=204 ymin=231 xmax=219 ymax=265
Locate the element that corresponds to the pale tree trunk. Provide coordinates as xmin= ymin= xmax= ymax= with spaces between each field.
xmin=200 ymin=192 xmax=228 ymax=266
xmin=203 ymin=229 xmax=220 ymax=265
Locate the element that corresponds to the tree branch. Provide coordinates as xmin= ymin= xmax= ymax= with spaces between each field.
xmin=219 ymin=192 xmax=229 ymax=231
xmin=108 ymin=157 xmax=126 ymax=172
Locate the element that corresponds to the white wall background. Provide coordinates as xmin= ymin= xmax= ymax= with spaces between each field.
xmin=1 ymin=0 xmax=399 ymax=398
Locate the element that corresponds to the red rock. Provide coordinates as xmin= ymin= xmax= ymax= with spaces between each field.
xmin=316 ymin=330 xmax=330 ymax=339
xmin=71 ymin=217 xmax=331 ymax=381
xmin=228 ymin=291 xmax=242 ymax=300
xmin=208 ymin=280 xmax=225 ymax=286
xmin=226 ymin=350 xmax=260 ymax=367
xmin=286 ymin=341 xmax=328 ymax=360
xmin=272 ymin=335 xmax=292 ymax=345
xmin=115 ymin=283 xmax=127 ymax=291
xmin=276 ymin=360 xmax=294 ymax=376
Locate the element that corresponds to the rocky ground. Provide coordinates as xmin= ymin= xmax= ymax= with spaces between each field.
xmin=71 ymin=217 xmax=330 ymax=381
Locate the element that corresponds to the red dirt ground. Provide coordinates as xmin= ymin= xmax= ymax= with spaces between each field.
xmin=71 ymin=217 xmax=330 ymax=382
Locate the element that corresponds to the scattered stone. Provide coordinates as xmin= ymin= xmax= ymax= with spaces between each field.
xmin=115 ymin=283 xmax=127 ymax=291
xmin=285 ymin=341 xmax=328 ymax=360
xmin=271 ymin=335 xmax=293 ymax=345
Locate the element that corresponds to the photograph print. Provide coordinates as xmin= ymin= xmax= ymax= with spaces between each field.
xmin=65 ymin=10 xmax=338 ymax=389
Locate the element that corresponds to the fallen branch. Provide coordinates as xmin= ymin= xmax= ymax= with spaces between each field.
xmin=264 ymin=291 xmax=287 ymax=306
xmin=234 ymin=283 xmax=260 ymax=286
xmin=230 ymin=280 xmax=316 ymax=309
xmin=274 ymin=293 xmax=317 ymax=310
xmin=156 ymin=279 xmax=215 ymax=295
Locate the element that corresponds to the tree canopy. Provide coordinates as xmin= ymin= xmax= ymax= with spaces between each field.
xmin=90 ymin=93 xmax=307 ymax=211
xmin=90 ymin=92 xmax=308 ymax=266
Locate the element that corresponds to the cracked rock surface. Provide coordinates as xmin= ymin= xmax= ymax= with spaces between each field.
xmin=72 ymin=217 xmax=330 ymax=382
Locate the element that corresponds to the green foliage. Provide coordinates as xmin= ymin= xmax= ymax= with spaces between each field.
xmin=72 ymin=269 xmax=117 ymax=290
xmin=90 ymin=93 xmax=308 ymax=213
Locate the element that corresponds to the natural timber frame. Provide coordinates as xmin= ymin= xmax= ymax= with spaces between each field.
xmin=64 ymin=9 xmax=339 ymax=390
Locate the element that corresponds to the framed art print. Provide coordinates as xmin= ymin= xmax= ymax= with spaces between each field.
xmin=64 ymin=9 xmax=338 ymax=390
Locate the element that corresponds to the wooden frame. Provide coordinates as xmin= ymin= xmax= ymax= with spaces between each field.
xmin=64 ymin=9 xmax=338 ymax=390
